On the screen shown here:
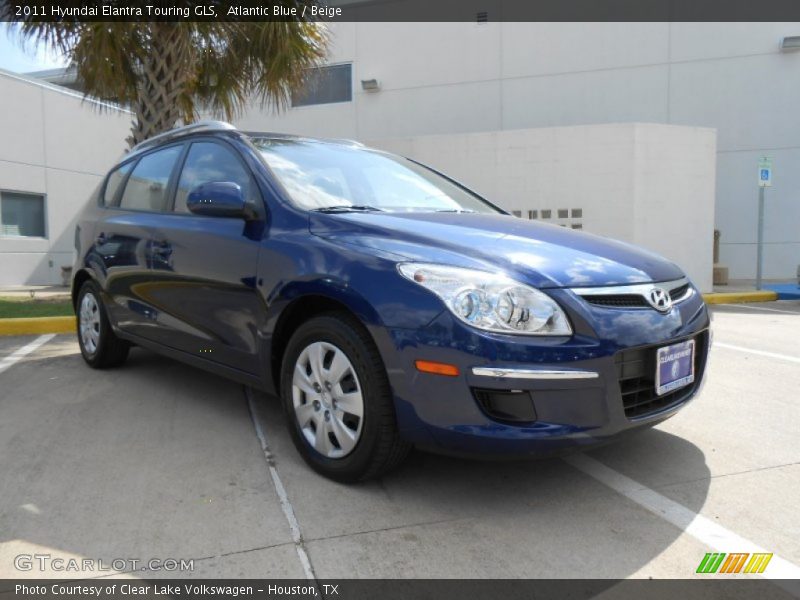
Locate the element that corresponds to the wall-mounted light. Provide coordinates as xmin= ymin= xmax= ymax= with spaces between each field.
xmin=360 ymin=79 xmax=381 ymax=92
xmin=780 ymin=36 xmax=800 ymax=52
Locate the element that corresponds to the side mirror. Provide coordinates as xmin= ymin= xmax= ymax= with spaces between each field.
xmin=186 ymin=182 xmax=254 ymax=219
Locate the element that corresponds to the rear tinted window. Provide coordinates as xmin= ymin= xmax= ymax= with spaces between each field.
xmin=119 ymin=145 xmax=182 ymax=212
xmin=103 ymin=162 xmax=133 ymax=207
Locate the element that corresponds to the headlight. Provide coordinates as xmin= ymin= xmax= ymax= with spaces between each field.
xmin=398 ymin=263 xmax=572 ymax=336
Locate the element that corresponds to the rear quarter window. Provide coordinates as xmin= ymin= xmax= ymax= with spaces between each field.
xmin=119 ymin=145 xmax=183 ymax=212
xmin=102 ymin=162 xmax=133 ymax=207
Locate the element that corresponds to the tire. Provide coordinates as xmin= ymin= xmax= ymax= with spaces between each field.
xmin=76 ymin=280 xmax=130 ymax=369
xmin=280 ymin=312 xmax=411 ymax=482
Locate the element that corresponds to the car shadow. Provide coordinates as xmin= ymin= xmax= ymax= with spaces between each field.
xmin=249 ymin=385 xmax=713 ymax=580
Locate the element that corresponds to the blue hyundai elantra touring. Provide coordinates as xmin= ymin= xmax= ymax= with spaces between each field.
xmin=73 ymin=121 xmax=710 ymax=482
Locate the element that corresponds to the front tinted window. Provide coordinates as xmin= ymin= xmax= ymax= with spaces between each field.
xmin=119 ymin=145 xmax=182 ymax=212
xmin=251 ymin=138 xmax=500 ymax=214
xmin=103 ymin=162 xmax=133 ymax=207
xmin=174 ymin=142 xmax=254 ymax=213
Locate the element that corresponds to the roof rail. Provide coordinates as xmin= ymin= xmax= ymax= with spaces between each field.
xmin=132 ymin=120 xmax=237 ymax=153
xmin=326 ymin=138 xmax=365 ymax=147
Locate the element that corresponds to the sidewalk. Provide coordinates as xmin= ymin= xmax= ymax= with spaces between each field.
xmin=0 ymin=284 xmax=71 ymax=299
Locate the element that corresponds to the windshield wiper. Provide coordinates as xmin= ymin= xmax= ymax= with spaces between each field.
xmin=311 ymin=205 xmax=385 ymax=213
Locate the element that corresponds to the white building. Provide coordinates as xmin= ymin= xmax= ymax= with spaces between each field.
xmin=235 ymin=22 xmax=800 ymax=282
xmin=0 ymin=68 xmax=130 ymax=285
xmin=3 ymin=22 xmax=798 ymax=288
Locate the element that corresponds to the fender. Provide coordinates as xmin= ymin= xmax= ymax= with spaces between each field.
xmin=258 ymin=275 xmax=391 ymax=395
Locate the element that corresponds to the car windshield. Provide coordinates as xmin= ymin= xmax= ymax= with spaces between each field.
xmin=250 ymin=137 xmax=501 ymax=214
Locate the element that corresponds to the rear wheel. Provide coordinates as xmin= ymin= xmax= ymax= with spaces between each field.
xmin=76 ymin=281 xmax=130 ymax=368
xmin=280 ymin=313 xmax=410 ymax=482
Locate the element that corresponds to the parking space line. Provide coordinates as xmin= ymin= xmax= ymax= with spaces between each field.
xmin=714 ymin=342 xmax=800 ymax=365
xmin=245 ymin=387 xmax=317 ymax=581
xmin=563 ymin=453 xmax=800 ymax=590
xmin=716 ymin=303 xmax=800 ymax=315
xmin=0 ymin=334 xmax=55 ymax=375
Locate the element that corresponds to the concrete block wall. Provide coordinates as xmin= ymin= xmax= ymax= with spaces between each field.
xmin=369 ymin=123 xmax=716 ymax=292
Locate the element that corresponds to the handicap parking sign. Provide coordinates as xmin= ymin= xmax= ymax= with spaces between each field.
xmin=758 ymin=157 xmax=772 ymax=187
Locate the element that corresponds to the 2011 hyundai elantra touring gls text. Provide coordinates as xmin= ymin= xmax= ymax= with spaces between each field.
xmin=73 ymin=121 xmax=710 ymax=482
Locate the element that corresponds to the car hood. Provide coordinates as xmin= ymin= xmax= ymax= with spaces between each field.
xmin=308 ymin=211 xmax=684 ymax=289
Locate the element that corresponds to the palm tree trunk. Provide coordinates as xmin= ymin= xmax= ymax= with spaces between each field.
xmin=127 ymin=24 xmax=193 ymax=148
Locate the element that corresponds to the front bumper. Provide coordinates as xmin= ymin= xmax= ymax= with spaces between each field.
xmin=374 ymin=287 xmax=710 ymax=457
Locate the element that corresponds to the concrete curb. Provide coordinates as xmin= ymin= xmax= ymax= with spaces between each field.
xmin=0 ymin=316 xmax=75 ymax=336
xmin=702 ymin=291 xmax=778 ymax=304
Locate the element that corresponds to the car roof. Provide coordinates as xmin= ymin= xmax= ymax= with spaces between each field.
xmin=126 ymin=121 xmax=365 ymax=159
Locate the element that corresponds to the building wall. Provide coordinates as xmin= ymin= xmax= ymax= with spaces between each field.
xmin=0 ymin=70 xmax=131 ymax=285
xmin=235 ymin=22 xmax=800 ymax=280
xmin=369 ymin=123 xmax=716 ymax=292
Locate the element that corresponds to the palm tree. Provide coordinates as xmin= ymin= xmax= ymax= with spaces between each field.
xmin=6 ymin=17 xmax=328 ymax=147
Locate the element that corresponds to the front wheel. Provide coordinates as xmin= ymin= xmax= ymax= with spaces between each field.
xmin=76 ymin=281 xmax=130 ymax=368
xmin=280 ymin=313 xmax=410 ymax=482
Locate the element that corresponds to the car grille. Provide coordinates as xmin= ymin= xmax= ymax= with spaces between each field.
xmin=615 ymin=331 xmax=708 ymax=419
xmin=583 ymin=282 xmax=691 ymax=309
xmin=584 ymin=294 xmax=650 ymax=308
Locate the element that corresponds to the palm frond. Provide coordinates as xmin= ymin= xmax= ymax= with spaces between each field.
xmin=7 ymin=15 xmax=330 ymax=146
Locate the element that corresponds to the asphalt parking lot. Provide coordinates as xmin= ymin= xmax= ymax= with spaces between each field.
xmin=1 ymin=302 xmax=799 ymax=589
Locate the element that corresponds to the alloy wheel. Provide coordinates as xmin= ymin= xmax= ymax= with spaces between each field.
xmin=291 ymin=341 xmax=364 ymax=459
xmin=79 ymin=292 xmax=101 ymax=355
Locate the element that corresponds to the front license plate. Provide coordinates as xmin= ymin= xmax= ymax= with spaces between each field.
xmin=655 ymin=339 xmax=696 ymax=396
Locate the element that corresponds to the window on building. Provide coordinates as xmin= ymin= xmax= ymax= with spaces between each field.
xmin=571 ymin=208 xmax=582 ymax=218
xmin=541 ymin=209 xmax=552 ymax=219
xmin=119 ymin=145 xmax=183 ymax=212
xmin=511 ymin=210 xmax=522 ymax=217
xmin=528 ymin=210 xmax=537 ymax=219
xmin=0 ymin=191 xmax=45 ymax=237
xmin=174 ymin=142 xmax=256 ymax=213
xmin=291 ymin=64 xmax=352 ymax=107
xmin=557 ymin=208 xmax=569 ymax=218
xmin=103 ymin=162 xmax=133 ymax=206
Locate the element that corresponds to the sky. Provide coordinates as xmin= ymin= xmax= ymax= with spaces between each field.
xmin=0 ymin=24 xmax=68 ymax=73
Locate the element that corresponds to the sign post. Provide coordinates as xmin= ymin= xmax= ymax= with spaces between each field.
xmin=756 ymin=157 xmax=772 ymax=291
